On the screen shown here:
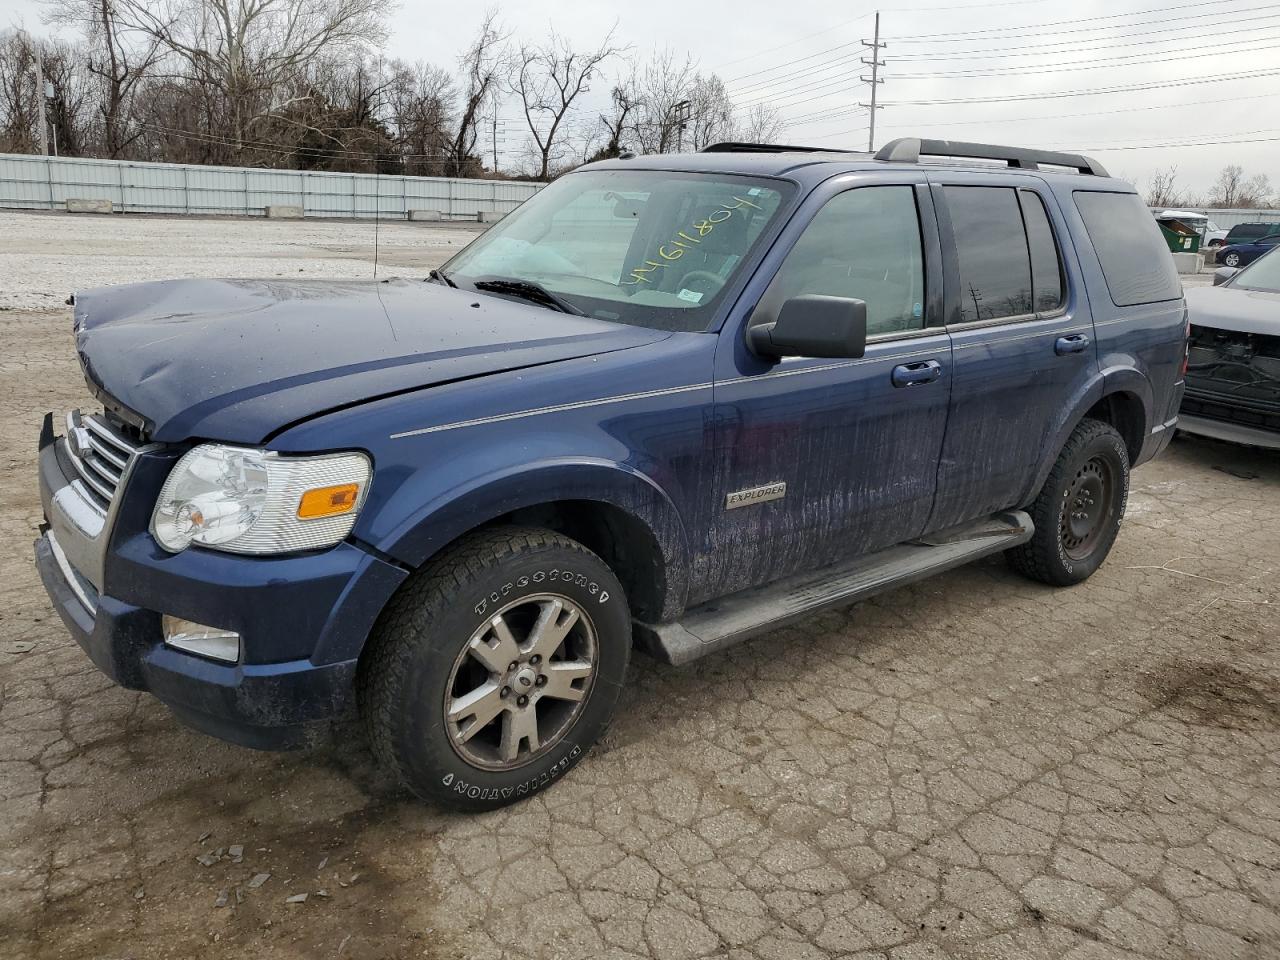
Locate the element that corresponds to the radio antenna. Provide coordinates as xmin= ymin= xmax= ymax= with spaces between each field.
xmin=372 ymin=169 xmax=381 ymax=279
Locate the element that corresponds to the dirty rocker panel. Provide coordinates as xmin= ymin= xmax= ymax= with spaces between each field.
xmin=635 ymin=511 xmax=1033 ymax=666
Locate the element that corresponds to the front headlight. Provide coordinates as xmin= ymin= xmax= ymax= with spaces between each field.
xmin=152 ymin=444 xmax=370 ymax=554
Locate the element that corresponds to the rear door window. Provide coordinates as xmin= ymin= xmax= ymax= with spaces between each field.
xmin=1073 ymin=191 xmax=1181 ymax=306
xmin=1018 ymin=190 xmax=1065 ymax=313
xmin=944 ymin=186 xmax=1033 ymax=323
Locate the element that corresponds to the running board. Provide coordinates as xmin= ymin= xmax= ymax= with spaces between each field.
xmin=634 ymin=511 xmax=1033 ymax=666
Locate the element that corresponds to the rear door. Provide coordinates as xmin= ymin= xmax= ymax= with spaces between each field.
xmin=695 ymin=173 xmax=952 ymax=603
xmin=927 ymin=174 xmax=1098 ymax=530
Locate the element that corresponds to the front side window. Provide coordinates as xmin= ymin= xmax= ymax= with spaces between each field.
xmin=443 ymin=170 xmax=790 ymax=332
xmin=755 ymin=186 xmax=926 ymax=337
xmin=946 ymin=186 xmax=1034 ymax=323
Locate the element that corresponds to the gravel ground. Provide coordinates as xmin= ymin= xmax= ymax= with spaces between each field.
xmin=1 ymin=210 xmax=1278 ymax=960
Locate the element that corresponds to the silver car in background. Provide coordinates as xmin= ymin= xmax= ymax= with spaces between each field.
xmin=1181 ymin=248 xmax=1280 ymax=449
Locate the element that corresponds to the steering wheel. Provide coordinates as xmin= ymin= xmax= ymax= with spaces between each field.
xmin=678 ymin=269 xmax=726 ymax=297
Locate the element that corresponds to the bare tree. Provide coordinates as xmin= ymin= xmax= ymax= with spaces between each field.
xmin=385 ymin=59 xmax=454 ymax=176
xmin=629 ymin=49 xmax=697 ymax=153
xmin=733 ymin=102 xmax=783 ymax=144
xmin=0 ymin=31 xmax=41 ymax=154
xmin=448 ymin=10 xmax=504 ymax=177
xmin=1212 ymin=165 xmax=1273 ymax=208
xmin=106 ymin=0 xmax=389 ymax=162
xmin=1145 ymin=166 xmax=1183 ymax=208
xmin=510 ymin=29 xmax=620 ymax=180
xmin=686 ymin=73 xmax=733 ymax=150
xmin=44 ymin=0 xmax=163 ymax=157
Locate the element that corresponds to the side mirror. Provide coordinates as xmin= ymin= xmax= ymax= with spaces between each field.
xmin=1213 ymin=266 xmax=1239 ymax=286
xmin=748 ymin=295 xmax=868 ymax=359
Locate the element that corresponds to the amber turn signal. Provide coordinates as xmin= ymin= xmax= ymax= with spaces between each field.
xmin=297 ymin=483 xmax=360 ymax=519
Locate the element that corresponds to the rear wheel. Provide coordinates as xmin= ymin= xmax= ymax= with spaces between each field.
xmin=1008 ymin=418 xmax=1129 ymax=586
xmin=359 ymin=527 xmax=630 ymax=810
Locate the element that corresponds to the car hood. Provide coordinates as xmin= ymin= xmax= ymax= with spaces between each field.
xmin=1185 ymin=284 xmax=1280 ymax=337
xmin=74 ymin=278 xmax=667 ymax=444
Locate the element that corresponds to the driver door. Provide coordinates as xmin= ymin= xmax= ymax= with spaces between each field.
xmin=694 ymin=175 xmax=953 ymax=605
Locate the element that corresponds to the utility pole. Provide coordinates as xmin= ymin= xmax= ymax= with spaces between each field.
xmin=671 ymin=100 xmax=691 ymax=153
xmin=23 ymin=31 xmax=48 ymax=156
xmin=491 ymin=114 xmax=498 ymax=171
xmin=859 ymin=11 xmax=885 ymax=153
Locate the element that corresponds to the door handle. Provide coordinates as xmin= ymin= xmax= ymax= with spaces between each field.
xmin=891 ymin=359 xmax=942 ymax=387
xmin=1055 ymin=334 xmax=1090 ymax=355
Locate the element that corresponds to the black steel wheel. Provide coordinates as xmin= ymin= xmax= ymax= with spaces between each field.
xmin=1008 ymin=418 xmax=1129 ymax=586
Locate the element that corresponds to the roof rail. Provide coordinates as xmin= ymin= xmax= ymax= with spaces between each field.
xmin=874 ymin=138 xmax=1109 ymax=177
xmin=700 ymin=141 xmax=855 ymax=154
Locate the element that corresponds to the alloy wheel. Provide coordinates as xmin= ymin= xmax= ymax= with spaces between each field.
xmin=444 ymin=593 xmax=597 ymax=770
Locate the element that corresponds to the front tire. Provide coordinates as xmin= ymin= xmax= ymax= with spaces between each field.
xmin=1222 ymin=251 xmax=1241 ymax=267
xmin=359 ymin=527 xmax=630 ymax=810
xmin=1008 ymin=418 xmax=1129 ymax=587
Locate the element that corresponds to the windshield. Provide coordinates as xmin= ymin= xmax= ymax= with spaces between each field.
xmin=442 ymin=169 xmax=791 ymax=332
xmin=1232 ymin=246 xmax=1280 ymax=292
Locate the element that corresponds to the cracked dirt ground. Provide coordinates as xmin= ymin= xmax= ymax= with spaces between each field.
xmin=1 ymin=210 xmax=1278 ymax=960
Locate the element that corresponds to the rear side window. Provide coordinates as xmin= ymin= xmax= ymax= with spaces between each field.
xmin=945 ymin=186 xmax=1034 ymax=323
xmin=1019 ymin=191 xmax=1065 ymax=313
xmin=1073 ymin=191 xmax=1181 ymax=306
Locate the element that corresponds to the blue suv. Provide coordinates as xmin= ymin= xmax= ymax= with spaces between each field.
xmin=35 ymin=138 xmax=1187 ymax=809
xmin=1217 ymin=230 xmax=1280 ymax=268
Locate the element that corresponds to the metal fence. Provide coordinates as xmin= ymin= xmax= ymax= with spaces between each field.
xmin=0 ymin=153 xmax=543 ymax=220
xmin=1149 ymin=206 xmax=1280 ymax=229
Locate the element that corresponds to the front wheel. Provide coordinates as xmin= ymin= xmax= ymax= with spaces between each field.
xmin=1007 ymin=418 xmax=1129 ymax=586
xmin=359 ymin=527 xmax=630 ymax=810
xmin=1222 ymin=251 xmax=1242 ymax=267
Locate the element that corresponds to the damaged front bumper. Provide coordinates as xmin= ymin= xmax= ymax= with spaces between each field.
xmin=1180 ymin=325 xmax=1280 ymax=448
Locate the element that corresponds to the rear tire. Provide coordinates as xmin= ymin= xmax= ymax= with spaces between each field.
xmin=358 ymin=527 xmax=630 ymax=810
xmin=1007 ymin=418 xmax=1129 ymax=587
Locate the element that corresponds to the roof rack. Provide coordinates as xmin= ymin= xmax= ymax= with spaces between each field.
xmin=874 ymin=138 xmax=1109 ymax=177
xmin=700 ymin=141 xmax=856 ymax=154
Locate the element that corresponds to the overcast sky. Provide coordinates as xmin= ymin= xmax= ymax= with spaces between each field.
xmin=6 ymin=0 xmax=1276 ymax=197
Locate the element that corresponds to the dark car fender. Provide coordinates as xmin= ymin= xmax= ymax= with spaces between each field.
xmin=372 ymin=458 xmax=692 ymax=624
xmin=1020 ymin=366 xmax=1152 ymax=506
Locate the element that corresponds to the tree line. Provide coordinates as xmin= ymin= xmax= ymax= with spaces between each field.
xmin=1145 ymin=165 xmax=1275 ymax=210
xmin=0 ymin=1 xmax=784 ymax=180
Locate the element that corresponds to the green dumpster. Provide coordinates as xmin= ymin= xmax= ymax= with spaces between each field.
xmin=1157 ymin=217 xmax=1201 ymax=253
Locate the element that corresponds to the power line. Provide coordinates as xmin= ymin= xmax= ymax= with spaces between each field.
xmin=892 ymin=35 xmax=1280 ymax=79
xmin=891 ymin=9 xmax=1280 ymax=59
xmin=893 ymin=0 xmax=1249 ymax=41
xmin=882 ymin=68 xmax=1280 ymax=105
xmin=708 ymin=12 xmax=875 ymax=71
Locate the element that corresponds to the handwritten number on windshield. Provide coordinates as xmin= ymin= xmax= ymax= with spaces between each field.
xmin=621 ymin=196 xmax=762 ymax=285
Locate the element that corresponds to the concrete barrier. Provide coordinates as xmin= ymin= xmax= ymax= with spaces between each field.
xmin=265 ymin=205 xmax=303 ymax=219
xmin=408 ymin=209 xmax=443 ymax=221
xmin=478 ymin=211 xmax=505 ymax=223
xmin=1171 ymin=252 xmax=1204 ymax=275
xmin=65 ymin=198 xmax=113 ymax=214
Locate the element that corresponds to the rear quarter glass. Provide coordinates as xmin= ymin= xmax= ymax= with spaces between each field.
xmin=1073 ymin=191 xmax=1182 ymax=307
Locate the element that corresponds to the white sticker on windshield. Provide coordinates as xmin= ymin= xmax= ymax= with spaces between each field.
xmin=677 ymin=288 xmax=705 ymax=304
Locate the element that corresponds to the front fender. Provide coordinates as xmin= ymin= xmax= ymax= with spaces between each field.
xmin=376 ymin=458 xmax=691 ymax=620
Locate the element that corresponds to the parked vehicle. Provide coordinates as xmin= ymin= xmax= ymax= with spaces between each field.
xmin=1217 ymin=231 xmax=1280 ymax=268
xmin=1181 ymin=246 xmax=1280 ymax=449
xmin=1222 ymin=222 xmax=1280 ymax=246
xmin=35 ymin=138 xmax=1187 ymax=810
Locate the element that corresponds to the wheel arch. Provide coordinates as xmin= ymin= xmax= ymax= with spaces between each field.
xmin=1023 ymin=374 xmax=1149 ymax=505
xmin=375 ymin=460 xmax=691 ymax=625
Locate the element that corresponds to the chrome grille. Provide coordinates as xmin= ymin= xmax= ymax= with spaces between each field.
xmin=63 ymin=411 xmax=141 ymax=511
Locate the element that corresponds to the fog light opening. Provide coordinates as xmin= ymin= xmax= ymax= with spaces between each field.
xmin=162 ymin=615 xmax=240 ymax=663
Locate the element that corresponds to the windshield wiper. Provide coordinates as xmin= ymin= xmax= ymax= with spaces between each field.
xmin=471 ymin=277 xmax=584 ymax=316
xmin=428 ymin=268 xmax=457 ymax=288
